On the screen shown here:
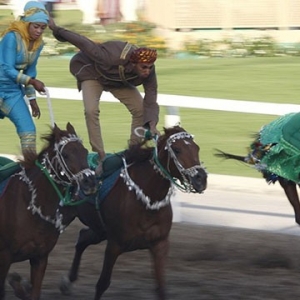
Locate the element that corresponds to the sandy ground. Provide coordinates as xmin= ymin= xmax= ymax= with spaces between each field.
xmin=5 ymin=219 xmax=300 ymax=300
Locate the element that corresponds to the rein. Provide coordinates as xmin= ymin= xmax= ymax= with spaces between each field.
xmin=35 ymin=160 xmax=87 ymax=206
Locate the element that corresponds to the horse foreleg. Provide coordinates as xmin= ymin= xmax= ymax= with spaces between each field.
xmin=0 ymin=251 xmax=11 ymax=300
xmin=60 ymin=228 xmax=105 ymax=296
xmin=279 ymin=178 xmax=300 ymax=225
xmin=0 ymin=275 xmax=5 ymax=300
xmin=8 ymin=256 xmax=47 ymax=300
xmin=149 ymin=239 xmax=170 ymax=300
xmin=94 ymin=241 xmax=121 ymax=300
xmin=70 ymin=228 xmax=105 ymax=282
xmin=29 ymin=256 xmax=48 ymax=300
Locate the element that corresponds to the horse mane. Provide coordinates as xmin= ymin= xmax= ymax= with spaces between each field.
xmin=124 ymin=125 xmax=186 ymax=164
xmin=19 ymin=125 xmax=72 ymax=168
xmin=161 ymin=125 xmax=185 ymax=139
xmin=19 ymin=150 xmax=38 ymax=168
xmin=124 ymin=140 xmax=153 ymax=164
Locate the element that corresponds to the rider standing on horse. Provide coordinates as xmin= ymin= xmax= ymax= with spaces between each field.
xmin=0 ymin=1 xmax=49 ymax=158
xmin=48 ymin=18 xmax=160 ymax=163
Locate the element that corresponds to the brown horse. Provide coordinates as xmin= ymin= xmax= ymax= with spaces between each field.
xmin=59 ymin=125 xmax=207 ymax=300
xmin=0 ymin=123 xmax=97 ymax=300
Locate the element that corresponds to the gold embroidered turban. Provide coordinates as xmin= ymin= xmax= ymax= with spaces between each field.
xmin=130 ymin=48 xmax=157 ymax=64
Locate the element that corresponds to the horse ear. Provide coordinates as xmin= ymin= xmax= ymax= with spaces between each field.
xmin=66 ymin=122 xmax=77 ymax=135
xmin=52 ymin=123 xmax=62 ymax=141
xmin=52 ymin=123 xmax=60 ymax=134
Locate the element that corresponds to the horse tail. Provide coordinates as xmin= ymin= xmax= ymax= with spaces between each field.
xmin=214 ymin=149 xmax=246 ymax=163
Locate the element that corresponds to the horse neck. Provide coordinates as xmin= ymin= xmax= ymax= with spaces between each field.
xmin=127 ymin=159 xmax=172 ymax=201
xmin=147 ymin=159 xmax=171 ymax=188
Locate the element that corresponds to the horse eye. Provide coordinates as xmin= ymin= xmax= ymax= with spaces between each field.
xmin=173 ymin=147 xmax=180 ymax=155
xmin=62 ymin=153 xmax=68 ymax=160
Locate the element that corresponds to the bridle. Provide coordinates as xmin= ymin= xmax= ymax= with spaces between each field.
xmin=14 ymin=134 xmax=95 ymax=232
xmin=120 ymin=129 xmax=206 ymax=210
xmin=153 ymin=131 xmax=206 ymax=193
xmin=38 ymin=135 xmax=95 ymax=194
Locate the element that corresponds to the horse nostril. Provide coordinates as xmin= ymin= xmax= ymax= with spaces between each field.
xmin=80 ymin=175 xmax=98 ymax=195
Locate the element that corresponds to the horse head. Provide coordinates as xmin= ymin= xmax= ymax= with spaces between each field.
xmin=156 ymin=126 xmax=207 ymax=193
xmin=39 ymin=123 xmax=97 ymax=200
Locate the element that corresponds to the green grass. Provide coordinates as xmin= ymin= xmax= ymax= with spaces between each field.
xmin=0 ymin=98 xmax=276 ymax=178
xmin=2 ymin=49 xmax=300 ymax=178
xmin=156 ymin=56 xmax=300 ymax=103
xmin=38 ymin=56 xmax=300 ymax=103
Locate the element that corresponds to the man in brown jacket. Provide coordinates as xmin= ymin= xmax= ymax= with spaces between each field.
xmin=48 ymin=18 xmax=160 ymax=161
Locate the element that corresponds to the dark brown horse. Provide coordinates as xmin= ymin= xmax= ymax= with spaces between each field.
xmin=0 ymin=123 xmax=97 ymax=300
xmin=59 ymin=125 xmax=207 ymax=300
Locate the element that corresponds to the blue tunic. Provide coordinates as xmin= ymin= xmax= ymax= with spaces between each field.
xmin=0 ymin=31 xmax=44 ymax=150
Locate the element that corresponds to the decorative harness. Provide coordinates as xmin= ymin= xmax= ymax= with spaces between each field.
xmin=120 ymin=130 xmax=206 ymax=211
xmin=13 ymin=134 xmax=95 ymax=233
xmin=156 ymin=131 xmax=205 ymax=192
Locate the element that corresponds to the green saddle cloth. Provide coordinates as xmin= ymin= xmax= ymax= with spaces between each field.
xmin=258 ymin=112 xmax=300 ymax=182
xmin=0 ymin=156 xmax=21 ymax=183
xmin=87 ymin=151 xmax=124 ymax=179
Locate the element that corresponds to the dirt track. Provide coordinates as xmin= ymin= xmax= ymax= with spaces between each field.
xmin=5 ymin=220 xmax=300 ymax=299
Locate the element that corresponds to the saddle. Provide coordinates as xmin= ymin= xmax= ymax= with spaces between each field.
xmin=87 ymin=151 xmax=124 ymax=180
xmin=0 ymin=156 xmax=21 ymax=183
xmin=87 ymin=151 xmax=125 ymax=204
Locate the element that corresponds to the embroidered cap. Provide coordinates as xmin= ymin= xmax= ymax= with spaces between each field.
xmin=130 ymin=47 xmax=157 ymax=64
xmin=21 ymin=1 xmax=49 ymax=24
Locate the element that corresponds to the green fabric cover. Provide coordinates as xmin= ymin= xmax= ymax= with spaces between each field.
xmin=0 ymin=156 xmax=14 ymax=166
xmin=256 ymin=112 xmax=300 ymax=183
xmin=0 ymin=156 xmax=21 ymax=182
xmin=260 ymin=113 xmax=295 ymax=145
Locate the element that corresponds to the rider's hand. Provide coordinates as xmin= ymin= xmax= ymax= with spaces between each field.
xmin=30 ymin=99 xmax=41 ymax=119
xmin=48 ymin=17 xmax=56 ymax=31
xmin=149 ymin=121 xmax=160 ymax=137
xmin=28 ymin=78 xmax=46 ymax=93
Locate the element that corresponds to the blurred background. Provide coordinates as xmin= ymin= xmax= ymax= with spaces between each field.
xmin=1 ymin=0 xmax=300 ymax=56
xmin=1 ymin=0 xmax=300 ymax=177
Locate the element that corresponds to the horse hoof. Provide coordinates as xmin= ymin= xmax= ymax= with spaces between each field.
xmin=20 ymin=279 xmax=32 ymax=295
xmin=7 ymin=273 xmax=31 ymax=300
xmin=7 ymin=272 xmax=22 ymax=284
xmin=60 ymin=275 xmax=73 ymax=296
